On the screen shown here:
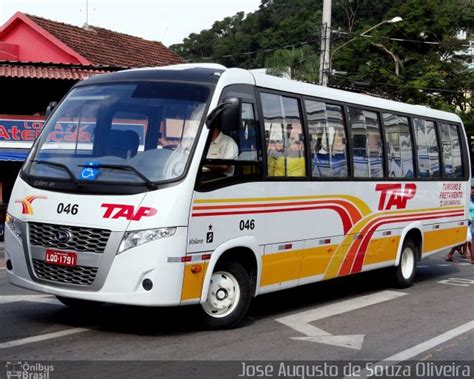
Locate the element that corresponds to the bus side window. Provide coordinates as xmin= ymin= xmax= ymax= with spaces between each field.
xmin=305 ymin=99 xmax=348 ymax=178
xmin=439 ymin=123 xmax=463 ymax=178
xmin=348 ymin=107 xmax=384 ymax=178
xmin=414 ymin=118 xmax=440 ymax=178
xmin=261 ymin=92 xmax=307 ymax=177
xmin=235 ymin=102 xmax=259 ymax=161
xmin=198 ymin=87 xmax=262 ymax=184
xmin=383 ymin=113 xmax=414 ymax=178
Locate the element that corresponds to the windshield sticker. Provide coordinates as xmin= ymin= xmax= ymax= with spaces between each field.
xmin=101 ymin=203 xmax=157 ymax=221
xmin=80 ymin=162 xmax=100 ymax=180
xmin=15 ymin=195 xmax=47 ymax=215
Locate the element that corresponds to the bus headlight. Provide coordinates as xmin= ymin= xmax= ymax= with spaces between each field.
xmin=118 ymin=227 xmax=177 ymax=254
xmin=6 ymin=213 xmax=23 ymax=240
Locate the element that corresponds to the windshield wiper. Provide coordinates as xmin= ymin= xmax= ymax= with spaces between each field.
xmin=31 ymin=160 xmax=80 ymax=188
xmin=77 ymin=163 xmax=158 ymax=190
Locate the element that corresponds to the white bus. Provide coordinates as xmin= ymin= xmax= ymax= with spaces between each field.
xmin=5 ymin=64 xmax=470 ymax=328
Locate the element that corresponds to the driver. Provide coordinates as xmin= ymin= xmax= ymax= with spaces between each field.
xmin=205 ymin=126 xmax=238 ymax=175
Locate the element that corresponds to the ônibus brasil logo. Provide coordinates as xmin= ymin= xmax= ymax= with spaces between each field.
xmin=15 ymin=195 xmax=47 ymax=215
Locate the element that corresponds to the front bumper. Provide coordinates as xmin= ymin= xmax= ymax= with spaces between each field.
xmin=5 ymin=224 xmax=187 ymax=306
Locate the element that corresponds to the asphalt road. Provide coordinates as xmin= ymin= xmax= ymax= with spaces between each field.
xmin=0 ymin=243 xmax=473 ymax=378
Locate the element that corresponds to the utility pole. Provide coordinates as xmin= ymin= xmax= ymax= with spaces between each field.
xmin=319 ymin=0 xmax=332 ymax=86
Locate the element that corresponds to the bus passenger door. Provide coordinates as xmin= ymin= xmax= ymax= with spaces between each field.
xmin=187 ymin=84 xmax=264 ymax=301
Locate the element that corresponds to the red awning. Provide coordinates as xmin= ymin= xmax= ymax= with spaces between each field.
xmin=0 ymin=63 xmax=110 ymax=80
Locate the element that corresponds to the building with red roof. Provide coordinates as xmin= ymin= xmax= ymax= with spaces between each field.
xmin=0 ymin=11 xmax=183 ymax=210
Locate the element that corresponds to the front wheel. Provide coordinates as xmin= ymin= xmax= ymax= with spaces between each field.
xmin=391 ymin=239 xmax=417 ymax=288
xmin=199 ymin=261 xmax=252 ymax=329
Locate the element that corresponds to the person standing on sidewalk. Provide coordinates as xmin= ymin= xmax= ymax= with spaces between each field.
xmin=446 ymin=186 xmax=474 ymax=263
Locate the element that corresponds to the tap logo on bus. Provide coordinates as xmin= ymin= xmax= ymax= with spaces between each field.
xmin=375 ymin=183 xmax=417 ymax=211
xmin=15 ymin=195 xmax=47 ymax=215
xmin=101 ymin=203 xmax=157 ymax=221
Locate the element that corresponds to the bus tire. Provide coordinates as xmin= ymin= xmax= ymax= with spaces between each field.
xmin=199 ymin=261 xmax=252 ymax=329
xmin=56 ymin=296 xmax=102 ymax=310
xmin=391 ymin=239 xmax=417 ymax=288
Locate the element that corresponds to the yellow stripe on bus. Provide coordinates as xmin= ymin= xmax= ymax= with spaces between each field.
xmin=423 ymin=226 xmax=467 ymax=254
xmin=363 ymin=236 xmax=400 ymax=265
xmin=323 ymin=206 xmax=465 ymax=280
xmin=181 ymin=262 xmax=208 ymax=301
xmin=300 ymin=245 xmax=338 ymax=278
xmin=260 ymin=249 xmax=303 ymax=287
xmin=259 ymin=227 xmax=465 ymax=289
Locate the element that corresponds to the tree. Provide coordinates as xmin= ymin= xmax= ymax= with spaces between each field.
xmin=265 ymin=46 xmax=319 ymax=82
xmin=171 ymin=0 xmax=473 ymax=129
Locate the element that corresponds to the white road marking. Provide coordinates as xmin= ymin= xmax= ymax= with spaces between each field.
xmin=0 ymin=295 xmax=59 ymax=305
xmin=276 ymin=290 xmax=407 ymax=350
xmin=437 ymin=264 xmax=451 ymax=267
xmin=384 ymin=320 xmax=474 ymax=361
xmin=0 ymin=328 xmax=89 ymax=350
xmin=438 ymin=278 xmax=474 ymax=287
xmin=344 ymin=321 xmax=474 ymax=378
xmin=417 ymin=265 xmax=428 ymax=268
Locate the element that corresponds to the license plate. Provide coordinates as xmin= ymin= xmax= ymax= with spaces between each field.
xmin=45 ymin=249 xmax=77 ymax=267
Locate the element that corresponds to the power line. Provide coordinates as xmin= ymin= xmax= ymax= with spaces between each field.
xmin=362 ymin=35 xmax=471 ymax=48
xmin=189 ymin=35 xmax=471 ymax=62
xmin=195 ymin=41 xmax=313 ymax=61
xmin=333 ymin=30 xmax=472 ymax=48
xmin=332 ymin=77 xmax=467 ymax=94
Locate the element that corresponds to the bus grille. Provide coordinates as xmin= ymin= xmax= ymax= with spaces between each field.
xmin=29 ymin=222 xmax=111 ymax=254
xmin=32 ymin=259 xmax=98 ymax=286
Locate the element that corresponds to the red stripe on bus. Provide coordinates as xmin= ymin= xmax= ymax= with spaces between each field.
xmin=338 ymin=209 xmax=464 ymax=276
xmin=193 ymin=199 xmax=363 ymax=225
xmin=346 ymin=210 xmax=464 ymax=275
xmin=192 ymin=204 xmax=354 ymax=234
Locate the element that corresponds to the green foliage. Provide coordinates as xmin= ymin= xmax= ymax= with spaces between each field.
xmin=265 ymin=46 xmax=319 ymax=82
xmin=171 ymin=0 xmax=473 ymax=128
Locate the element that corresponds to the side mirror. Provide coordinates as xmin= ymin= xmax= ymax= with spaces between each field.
xmin=45 ymin=101 xmax=58 ymax=118
xmin=206 ymin=97 xmax=241 ymax=133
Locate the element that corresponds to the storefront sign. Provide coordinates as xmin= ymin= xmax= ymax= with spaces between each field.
xmin=0 ymin=115 xmax=45 ymax=148
xmin=0 ymin=115 xmax=146 ymax=150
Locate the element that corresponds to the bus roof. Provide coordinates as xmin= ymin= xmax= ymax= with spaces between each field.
xmin=78 ymin=63 xmax=462 ymax=124
xmin=77 ymin=64 xmax=225 ymax=87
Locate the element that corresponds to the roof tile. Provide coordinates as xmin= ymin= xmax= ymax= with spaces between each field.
xmin=0 ymin=62 xmax=110 ymax=80
xmin=27 ymin=14 xmax=183 ymax=68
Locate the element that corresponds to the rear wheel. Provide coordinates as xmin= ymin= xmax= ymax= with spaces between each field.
xmin=199 ymin=261 xmax=252 ymax=329
xmin=56 ymin=296 xmax=102 ymax=310
xmin=392 ymin=239 xmax=417 ymax=288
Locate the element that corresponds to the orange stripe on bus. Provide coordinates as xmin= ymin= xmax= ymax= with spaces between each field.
xmin=339 ymin=209 xmax=464 ymax=276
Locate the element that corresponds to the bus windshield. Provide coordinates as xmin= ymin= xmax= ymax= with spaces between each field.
xmin=23 ymin=81 xmax=210 ymax=187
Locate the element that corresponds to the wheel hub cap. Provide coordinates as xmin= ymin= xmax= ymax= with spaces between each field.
xmin=216 ymin=288 xmax=227 ymax=301
xmin=202 ymin=271 xmax=241 ymax=318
